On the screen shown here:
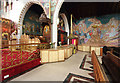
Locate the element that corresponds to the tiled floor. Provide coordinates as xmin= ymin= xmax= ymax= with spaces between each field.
xmin=10 ymin=51 xmax=94 ymax=81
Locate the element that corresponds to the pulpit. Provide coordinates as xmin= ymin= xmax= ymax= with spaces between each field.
xmin=39 ymin=12 xmax=51 ymax=43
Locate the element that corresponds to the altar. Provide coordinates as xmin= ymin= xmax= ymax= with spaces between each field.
xmin=40 ymin=45 xmax=75 ymax=64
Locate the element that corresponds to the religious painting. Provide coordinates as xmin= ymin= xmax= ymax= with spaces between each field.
xmin=73 ymin=14 xmax=120 ymax=46
xmin=1 ymin=18 xmax=17 ymax=47
xmin=58 ymin=30 xmax=67 ymax=46
xmin=23 ymin=21 xmax=30 ymax=34
xmin=2 ymin=33 xmax=9 ymax=40
xmin=57 ymin=15 xmax=65 ymax=31
xmin=44 ymin=25 xmax=49 ymax=33
xmin=23 ymin=9 xmax=42 ymax=36
xmin=39 ymin=26 xmax=43 ymax=36
xmin=31 ymin=23 xmax=35 ymax=33
xmin=35 ymin=25 xmax=43 ymax=36
xmin=42 ymin=25 xmax=51 ymax=43
xmin=1 ymin=18 xmax=11 ymax=33
xmin=29 ymin=14 xmax=39 ymax=22
xmin=1 ymin=18 xmax=17 ymax=40
xmin=43 ymin=25 xmax=50 ymax=36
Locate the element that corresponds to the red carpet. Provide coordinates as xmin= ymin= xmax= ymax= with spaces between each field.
xmin=2 ymin=49 xmax=39 ymax=69
xmin=1 ymin=49 xmax=41 ymax=81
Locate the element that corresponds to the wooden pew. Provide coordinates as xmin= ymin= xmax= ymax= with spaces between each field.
xmin=102 ymin=51 xmax=120 ymax=82
xmin=92 ymin=50 xmax=109 ymax=82
xmin=103 ymin=46 xmax=120 ymax=57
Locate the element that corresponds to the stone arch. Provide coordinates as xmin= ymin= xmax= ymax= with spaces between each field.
xmin=60 ymin=13 xmax=69 ymax=44
xmin=52 ymin=0 xmax=65 ymax=47
xmin=17 ymin=1 xmax=47 ymax=42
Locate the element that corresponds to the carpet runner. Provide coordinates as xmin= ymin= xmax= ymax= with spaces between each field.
xmin=79 ymin=54 xmax=93 ymax=71
xmin=64 ymin=73 xmax=94 ymax=83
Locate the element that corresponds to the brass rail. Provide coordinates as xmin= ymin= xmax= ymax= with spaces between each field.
xmin=1 ymin=43 xmax=50 ymax=70
xmin=1 ymin=43 xmax=48 ymax=47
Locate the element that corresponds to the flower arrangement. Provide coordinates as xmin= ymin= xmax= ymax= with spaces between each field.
xmin=59 ymin=42 xmax=61 ymax=46
xmin=49 ymin=42 xmax=51 ymax=45
xmin=50 ymin=42 xmax=53 ymax=48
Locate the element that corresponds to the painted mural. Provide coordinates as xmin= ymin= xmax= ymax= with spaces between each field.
xmin=23 ymin=10 xmax=43 ymax=36
xmin=51 ymin=0 xmax=58 ymax=23
xmin=41 ymin=0 xmax=59 ymax=19
xmin=57 ymin=15 xmax=65 ymax=31
xmin=1 ymin=18 xmax=17 ymax=36
xmin=41 ymin=0 xmax=49 ymax=18
xmin=73 ymin=14 xmax=120 ymax=46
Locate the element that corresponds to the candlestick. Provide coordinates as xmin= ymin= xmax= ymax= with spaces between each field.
xmin=71 ymin=14 xmax=72 ymax=34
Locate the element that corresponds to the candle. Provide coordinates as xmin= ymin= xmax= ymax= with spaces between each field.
xmin=71 ymin=14 xmax=72 ymax=34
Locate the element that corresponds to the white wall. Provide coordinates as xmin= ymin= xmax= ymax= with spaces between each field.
xmin=1 ymin=0 xmax=69 ymax=47
xmin=1 ymin=0 xmax=48 ymax=44
xmin=52 ymin=0 xmax=64 ymax=47
xmin=2 ymin=0 xmax=28 ymax=23
xmin=2 ymin=0 xmax=27 ymax=43
xmin=2 ymin=0 xmax=49 ymax=22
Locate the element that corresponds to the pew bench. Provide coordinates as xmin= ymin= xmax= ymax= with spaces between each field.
xmin=102 ymin=51 xmax=120 ymax=82
xmin=91 ymin=50 xmax=109 ymax=82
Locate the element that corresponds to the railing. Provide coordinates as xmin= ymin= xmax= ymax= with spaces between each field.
xmin=1 ymin=43 xmax=50 ymax=70
xmin=91 ymin=50 xmax=109 ymax=82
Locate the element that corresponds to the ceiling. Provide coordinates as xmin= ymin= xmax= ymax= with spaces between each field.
xmin=28 ymin=2 xmax=120 ymax=20
xmin=60 ymin=2 xmax=120 ymax=21
xmin=28 ymin=4 xmax=44 ymax=17
xmin=27 ymin=2 xmax=120 ymax=27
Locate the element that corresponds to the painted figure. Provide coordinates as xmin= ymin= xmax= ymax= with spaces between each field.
xmin=31 ymin=23 xmax=35 ymax=33
xmin=44 ymin=25 xmax=49 ymax=34
xmin=36 ymin=25 xmax=39 ymax=34
xmin=40 ymin=26 xmax=43 ymax=35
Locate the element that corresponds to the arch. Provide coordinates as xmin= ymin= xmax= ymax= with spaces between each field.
xmin=60 ymin=13 xmax=69 ymax=44
xmin=52 ymin=0 xmax=64 ymax=47
xmin=17 ymin=1 xmax=47 ymax=43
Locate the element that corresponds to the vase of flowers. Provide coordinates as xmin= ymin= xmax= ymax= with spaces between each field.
xmin=59 ymin=42 xmax=61 ymax=47
xmin=50 ymin=42 xmax=53 ymax=48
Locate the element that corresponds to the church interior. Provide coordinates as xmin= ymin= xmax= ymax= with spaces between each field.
xmin=0 ymin=0 xmax=120 ymax=82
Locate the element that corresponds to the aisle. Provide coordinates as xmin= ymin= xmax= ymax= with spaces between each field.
xmin=10 ymin=51 xmax=94 ymax=82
